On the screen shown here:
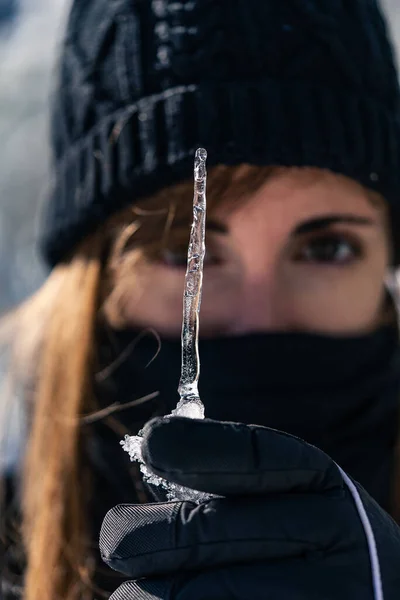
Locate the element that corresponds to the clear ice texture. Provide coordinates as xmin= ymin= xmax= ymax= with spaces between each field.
xmin=121 ymin=148 xmax=215 ymax=503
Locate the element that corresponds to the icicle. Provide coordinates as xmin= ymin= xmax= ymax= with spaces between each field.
xmin=121 ymin=148 xmax=214 ymax=502
xmin=172 ymin=147 xmax=207 ymax=419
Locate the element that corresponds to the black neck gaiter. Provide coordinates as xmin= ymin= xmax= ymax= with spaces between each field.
xmin=95 ymin=326 xmax=400 ymax=512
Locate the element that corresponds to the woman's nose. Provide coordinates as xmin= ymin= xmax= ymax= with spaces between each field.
xmin=230 ymin=276 xmax=290 ymax=334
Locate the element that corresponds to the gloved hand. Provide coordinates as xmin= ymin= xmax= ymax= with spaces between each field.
xmin=100 ymin=417 xmax=400 ymax=599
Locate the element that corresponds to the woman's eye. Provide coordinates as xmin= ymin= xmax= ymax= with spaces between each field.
xmin=161 ymin=248 xmax=187 ymax=267
xmin=294 ymin=234 xmax=362 ymax=265
xmin=160 ymin=248 xmax=220 ymax=268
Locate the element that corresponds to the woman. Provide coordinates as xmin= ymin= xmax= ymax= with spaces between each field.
xmin=2 ymin=0 xmax=400 ymax=598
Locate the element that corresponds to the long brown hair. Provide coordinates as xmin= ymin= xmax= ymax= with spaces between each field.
xmin=0 ymin=165 xmax=275 ymax=600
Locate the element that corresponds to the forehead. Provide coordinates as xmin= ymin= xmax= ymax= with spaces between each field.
xmin=215 ymin=167 xmax=385 ymax=224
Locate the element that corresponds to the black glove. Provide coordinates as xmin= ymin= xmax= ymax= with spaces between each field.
xmin=100 ymin=417 xmax=400 ymax=599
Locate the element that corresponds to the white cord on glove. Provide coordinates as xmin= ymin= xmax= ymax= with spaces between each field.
xmin=337 ymin=466 xmax=384 ymax=600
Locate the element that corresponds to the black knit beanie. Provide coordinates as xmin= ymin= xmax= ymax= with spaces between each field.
xmin=41 ymin=0 xmax=400 ymax=267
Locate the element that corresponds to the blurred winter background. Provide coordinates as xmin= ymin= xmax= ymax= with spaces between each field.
xmin=0 ymin=0 xmax=400 ymax=312
xmin=0 ymin=0 xmax=69 ymax=313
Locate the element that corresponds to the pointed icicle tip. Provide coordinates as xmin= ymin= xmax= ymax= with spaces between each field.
xmin=195 ymin=148 xmax=207 ymax=161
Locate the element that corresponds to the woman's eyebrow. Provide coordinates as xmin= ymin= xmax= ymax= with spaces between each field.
xmin=293 ymin=215 xmax=375 ymax=236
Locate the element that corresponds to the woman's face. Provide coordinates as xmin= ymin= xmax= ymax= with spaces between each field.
xmin=106 ymin=167 xmax=390 ymax=338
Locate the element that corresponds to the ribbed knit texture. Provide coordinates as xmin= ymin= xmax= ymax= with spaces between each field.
xmin=41 ymin=0 xmax=400 ymax=266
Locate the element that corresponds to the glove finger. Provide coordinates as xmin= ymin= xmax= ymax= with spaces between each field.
xmin=109 ymin=579 xmax=172 ymax=600
xmin=100 ymin=491 xmax=360 ymax=580
xmin=171 ymin=562 xmax=356 ymax=600
xmin=141 ymin=417 xmax=343 ymax=496
xmin=109 ymin=562 xmax=356 ymax=600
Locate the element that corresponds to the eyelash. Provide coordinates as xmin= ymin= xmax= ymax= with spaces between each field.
xmin=160 ymin=247 xmax=221 ymax=268
xmin=155 ymin=231 xmax=364 ymax=268
xmin=293 ymin=232 xmax=364 ymax=265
